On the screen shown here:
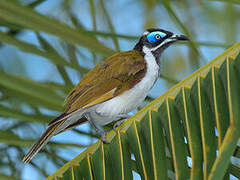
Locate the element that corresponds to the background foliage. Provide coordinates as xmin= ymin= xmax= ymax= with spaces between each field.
xmin=0 ymin=0 xmax=239 ymax=179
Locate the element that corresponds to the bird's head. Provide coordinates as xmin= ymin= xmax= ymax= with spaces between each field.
xmin=134 ymin=28 xmax=189 ymax=61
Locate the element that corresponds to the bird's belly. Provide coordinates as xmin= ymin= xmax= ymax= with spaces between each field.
xmin=94 ymin=70 xmax=159 ymax=126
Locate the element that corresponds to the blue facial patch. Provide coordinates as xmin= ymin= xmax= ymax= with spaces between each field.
xmin=147 ymin=31 xmax=166 ymax=43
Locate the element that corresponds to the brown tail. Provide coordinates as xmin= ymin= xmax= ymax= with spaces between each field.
xmin=22 ymin=121 xmax=64 ymax=163
xmin=54 ymin=116 xmax=88 ymax=135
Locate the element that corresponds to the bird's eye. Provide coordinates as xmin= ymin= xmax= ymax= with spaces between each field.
xmin=155 ymin=34 xmax=161 ymax=39
xmin=147 ymin=31 xmax=166 ymax=43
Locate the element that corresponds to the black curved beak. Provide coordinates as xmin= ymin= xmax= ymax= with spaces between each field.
xmin=170 ymin=34 xmax=189 ymax=41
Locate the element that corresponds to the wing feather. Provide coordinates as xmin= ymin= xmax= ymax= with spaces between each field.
xmin=63 ymin=50 xmax=146 ymax=114
xmin=47 ymin=50 xmax=145 ymax=129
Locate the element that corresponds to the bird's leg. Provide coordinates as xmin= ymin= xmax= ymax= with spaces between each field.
xmin=85 ymin=113 xmax=109 ymax=144
xmin=113 ymin=119 xmax=127 ymax=131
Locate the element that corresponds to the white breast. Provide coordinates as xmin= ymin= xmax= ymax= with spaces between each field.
xmin=94 ymin=47 xmax=159 ymax=125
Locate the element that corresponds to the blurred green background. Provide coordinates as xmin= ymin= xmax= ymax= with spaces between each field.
xmin=0 ymin=0 xmax=239 ymax=179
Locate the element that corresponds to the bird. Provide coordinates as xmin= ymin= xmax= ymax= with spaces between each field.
xmin=22 ymin=28 xmax=189 ymax=163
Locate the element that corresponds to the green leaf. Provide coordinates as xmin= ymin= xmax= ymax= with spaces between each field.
xmin=0 ymin=104 xmax=54 ymax=123
xmin=99 ymin=0 xmax=120 ymax=51
xmin=0 ymin=71 xmax=64 ymax=111
xmin=210 ymin=0 xmax=240 ymax=4
xmin=0 ymin=130 xmax=85 ymax=149
xmin=47 ymin=43 xmax=240 ymax=179
xmin=0 ymin=0 xmax=115 ymax=56
xmin=0 ymin=173 xmax=20 ymax=180
xmin=0 ymin=30 xmax=78 ymax=70
xmin=160 ymin=0 xmax=206 ymax=63
xmin=36 ymin=33 xmax=74 ymax=87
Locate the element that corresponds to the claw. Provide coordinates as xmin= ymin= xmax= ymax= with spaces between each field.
xmin=100 ymin=133 xmax=110 ymax=144
xmin=113 ymin=119 xmax=127 ymax=132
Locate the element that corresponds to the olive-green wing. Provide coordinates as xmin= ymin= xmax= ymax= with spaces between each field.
xmin=64 ymin=50 xmax=146 ymax=113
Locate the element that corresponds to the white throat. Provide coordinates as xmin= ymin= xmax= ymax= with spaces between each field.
xmin=142 ymin=45 xmax=160 ymax=88
xmin=142 ymin=46 xmax=160 ymax=67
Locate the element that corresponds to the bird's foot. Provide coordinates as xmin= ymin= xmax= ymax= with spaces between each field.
xmin=113 ymin=119 xmax=127 ymax=132
xmin=100 ymin=134 xmax=110 ymax=144
xmin=97 ymin=130 xmax=110 ymax=144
